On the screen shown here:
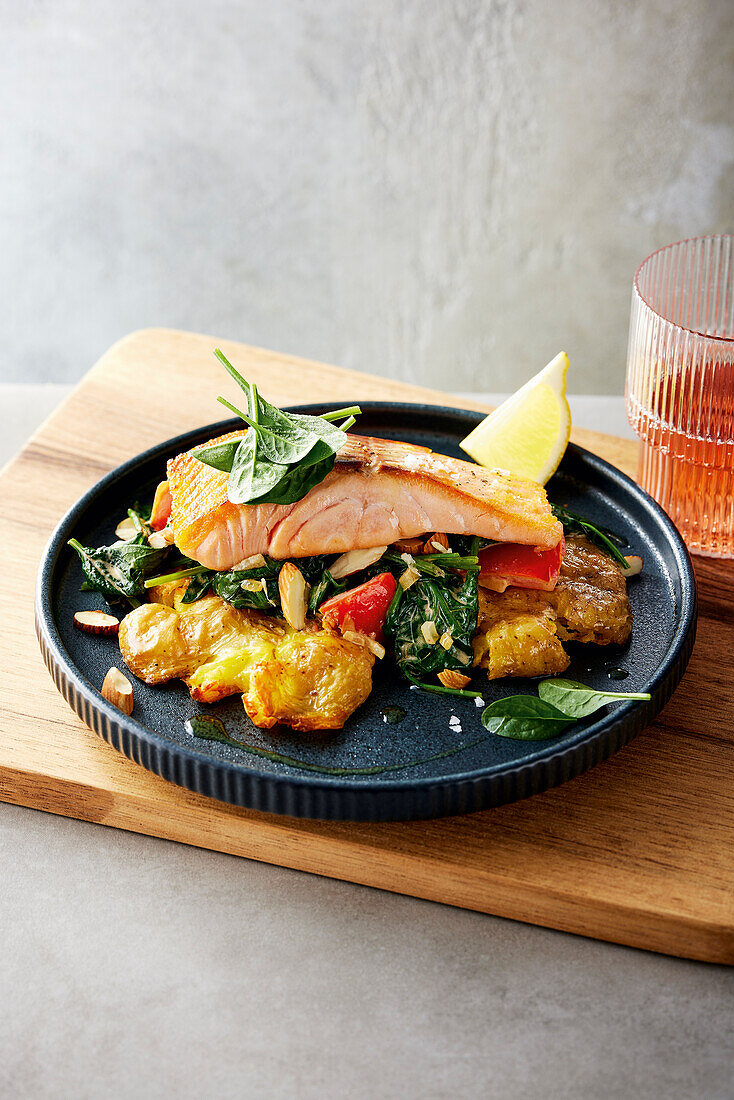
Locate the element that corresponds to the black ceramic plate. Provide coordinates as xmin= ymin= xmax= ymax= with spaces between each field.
xmin=36 ymin=403 xmax=696 ymax=821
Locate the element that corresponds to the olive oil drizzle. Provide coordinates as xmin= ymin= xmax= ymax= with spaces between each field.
xmin=185 ymin=714 xmax=487 ymax=777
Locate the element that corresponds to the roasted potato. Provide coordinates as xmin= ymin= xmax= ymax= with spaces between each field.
xmin=119 ymin=591 xmax=374 ymax=731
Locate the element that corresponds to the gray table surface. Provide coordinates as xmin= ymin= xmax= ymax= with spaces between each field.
xmin=1 ymin=388 xmax=731 ymax=1100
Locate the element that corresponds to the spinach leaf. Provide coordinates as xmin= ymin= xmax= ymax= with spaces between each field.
xmin=247 ymin=454 xmax=336 ymax=506
xmin=481 ymin=696 xmax=576 ymax=740
xmin=211 ymin=560 xmax=283 ymax=613
xmin=191 ymin=438 xmax=241 ymax=473
xmin=308 ymin=567 xmax=348 ymax=613
xmin=227 ymin=431 xmax=289 ymax=505
xmin=194 ymin=349 xmax=360 ymax=508
xmin=538 ymin=678 xmax=651 ymax=718
xmin=551 ymin=503 xmax=629 ymax=568
xmin=480 ymin=678 xmax=652 ymax=741
xmin=180 ymin=573 xmax=214 ymax=604
xmin=68 ymin=538 xmax=169 ymax=604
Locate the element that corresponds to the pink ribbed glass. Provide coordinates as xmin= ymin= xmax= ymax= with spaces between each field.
xmin=626 ymin=235 xmax=734 ymax=557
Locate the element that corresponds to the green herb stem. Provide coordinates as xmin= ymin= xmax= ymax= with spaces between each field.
xmin=320 ymin=406 xmax=361 ymax=422
xmin=406 ymin=673 xmax=484 ymax=700
xmin=143 ymin=565 xmax=209 ymax=588
xmin=217 ymin=395 xmax=256 ymax=427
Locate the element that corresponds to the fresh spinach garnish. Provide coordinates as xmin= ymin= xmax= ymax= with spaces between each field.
xmin=481 ymin=696 xmax=576 ymax=739
xmin=537 ymin=678 xmax=651 ymax=718
xmin=68 ymin=538 xmax=169 ymax=605
xmin=191 ymin=349 xmax=360 ymax=507
xmin=481 ymin=679 xmax=651 ymax=740
xmin=551 ymin=503 xmax=629 ymax=567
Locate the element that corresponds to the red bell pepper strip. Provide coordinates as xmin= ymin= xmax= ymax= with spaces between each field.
xmin=478 ymin=535 xmax=564 ymax=592
xmin=320 ymin=572 xmax=398 ymax=639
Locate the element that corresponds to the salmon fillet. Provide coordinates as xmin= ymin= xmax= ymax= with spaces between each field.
xmin=167 ymin=431 xmax=563 ymax=570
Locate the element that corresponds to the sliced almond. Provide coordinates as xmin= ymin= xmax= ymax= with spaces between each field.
xmin=399 ymin=566 xmax=420 ymax=591
xmin=421 ymin=620 xmax=439 ymax=645
xmin=231 ymin=553 xmax=266 ymax=572
xmin=148 ymin=527 xmax=175 ymax=549
xmin=114 ymin=517 xmax=138 ymax=542
xmin=437 ymin=669 xmax=472 ymax=690
xmin=278 ymin=562 xmax=308 ymax=629
xmin=342 ymin=630 xmax=385 ymax=659
xmin=621 ymin=555 xmax=643 ymax=578
xmin=101 ymin=667 xmax=134 ymax=714
xmin=329 ymin=545 xmax=388 ymax=580
xmin=392 ymin=537 xmax=425 ymax=555
xmin=73 ymin=610 xmax=120 ymax=636
xmin=439 ymin=631 xmax=454 ymax=650
xmin=424 ymin=532 xmax=450 ymax=554
xmin=479 ymin=576 xmax=510 ymax=593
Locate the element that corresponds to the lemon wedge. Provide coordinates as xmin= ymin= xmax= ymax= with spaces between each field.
xmin=459 ymin=352 xmax=571 ymax=484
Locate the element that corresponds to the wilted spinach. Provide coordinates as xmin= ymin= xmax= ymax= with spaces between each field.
xmin=210 ymin=558 xmax=282 ymax=612
xmin=179 ymin=572 xmax=214 ymax=604
xmin=68 ymin=538 xmax=169 ymax=605
xmin=384 ymin=539 xmax=481 ymax=694
xmin=551 ymin=503 xmax=628 ymax=567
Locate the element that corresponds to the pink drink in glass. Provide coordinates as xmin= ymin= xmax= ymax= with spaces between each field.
xmin=626 ymin=236 xmax=734 ymax=557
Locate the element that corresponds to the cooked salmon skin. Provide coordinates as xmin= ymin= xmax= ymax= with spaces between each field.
xmin=167 ymin=431 xmax=563 ymax=570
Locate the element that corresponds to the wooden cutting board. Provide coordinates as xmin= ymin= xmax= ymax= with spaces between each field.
xmin=2 ymin=329 xmax=732 ymax=964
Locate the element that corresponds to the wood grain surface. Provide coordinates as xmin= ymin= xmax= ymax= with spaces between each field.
xmin=1 ymin=329 xmax=732 ymax=964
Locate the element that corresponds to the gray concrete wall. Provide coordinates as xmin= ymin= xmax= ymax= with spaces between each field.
xmin=3 ymin=0 xmax=733 ymax=392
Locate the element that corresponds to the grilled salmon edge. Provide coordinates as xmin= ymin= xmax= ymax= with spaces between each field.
xmin=168 ymin=431 xmax=563 ymax=563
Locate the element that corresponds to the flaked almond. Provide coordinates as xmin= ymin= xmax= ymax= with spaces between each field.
xmin=437 ymin=669 xmax=472 ymax=690
xmin=231 ymin=553 xmax=266 ymax=572
xmin=621 ymin=555 xmax=643 ymax=578
xmin=101 ymin=667 xmax=134 ymax=714
xmin=424 ymin=532 xmax=450 ymax=554
xmin=329 ymin=545 xmax=388 ymax=580
xmin=148 ymin=529 xmax=173 ymax=549
xmin=342 ymin=630 xmax=385 ymax=659
xmin=479 ymin=575 xmax=510 ymax=593
xmin=74 ymin=610 xmax=120 ymax=636
xmin=392 ymin=537 xmax=425 ymax=555
xmin=421 ymin=620 xmax=439 ymax=645
xmin=278 ymin=562 xmax=308 ymax=630
xmin=399 ymin=566 xmax=420 ymax=591
xmin=149 ymin=526 xmax=175 ymax=548
xmin=439 ymin=631 xmax=454 ymax=650
xmin=115 ymin=517 xmax=138 ymax=541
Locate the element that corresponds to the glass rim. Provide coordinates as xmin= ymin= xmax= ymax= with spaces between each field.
xmin=633 ymin=234 xmax=734 ymax=344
